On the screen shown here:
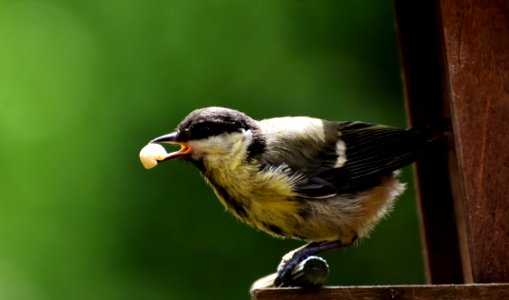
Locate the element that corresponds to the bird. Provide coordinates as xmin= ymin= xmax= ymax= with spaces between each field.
xmin=141 ymin=106 xmax=445 ymax=287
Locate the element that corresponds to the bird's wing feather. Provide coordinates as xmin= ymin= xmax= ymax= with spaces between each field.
xmin=285 ymin=121 xmax=429 ymax=198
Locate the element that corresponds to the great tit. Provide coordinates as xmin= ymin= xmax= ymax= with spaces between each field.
xmin=141 ymin=106 xmax=444 ymax=287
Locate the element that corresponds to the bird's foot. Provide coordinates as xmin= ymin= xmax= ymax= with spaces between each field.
xmin=273 ymin=239 xmax=356 ymax=287
xmin=273 ymin=241 xmax=335 ymax=287
xmin=274 ymin=249 xmax=307 ymax=287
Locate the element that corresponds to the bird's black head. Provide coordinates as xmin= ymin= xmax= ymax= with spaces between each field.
xmin=176 ymin=107 xmax=258 ymax=141
xmin=148 ymin=107 xmax=264 ymax=164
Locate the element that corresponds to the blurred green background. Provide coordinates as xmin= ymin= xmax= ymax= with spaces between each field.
xmin=0 ymin=0 xmax=424 ymax=299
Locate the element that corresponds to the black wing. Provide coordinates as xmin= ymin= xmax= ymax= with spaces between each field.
xmin=293 ymin=121 xmax=441 ymax=197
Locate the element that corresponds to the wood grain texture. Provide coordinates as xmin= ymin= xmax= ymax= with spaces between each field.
xmin=252 ymin=284 xmax=509 ymax=300
xmin=438 ymin=0 xmax=509 ymax=283
xmin=393 ymin=0 xmax=465 ymax=284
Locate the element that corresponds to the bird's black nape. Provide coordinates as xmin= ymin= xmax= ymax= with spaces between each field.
xmin=175 ymin=107 xmax=259 ymax=141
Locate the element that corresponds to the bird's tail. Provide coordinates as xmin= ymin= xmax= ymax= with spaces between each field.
xmin=408 ymin=119 xmax=451 ymax=144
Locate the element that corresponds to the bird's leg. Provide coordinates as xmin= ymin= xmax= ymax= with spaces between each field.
xmin=274 ymin=237 xmax=357 ymax=287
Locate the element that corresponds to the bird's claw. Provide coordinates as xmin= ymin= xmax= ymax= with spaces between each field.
xmin=273 ymin=253 xmax=305 ymax=287
xmin=273 ymin=267 xmax=292 ymax=287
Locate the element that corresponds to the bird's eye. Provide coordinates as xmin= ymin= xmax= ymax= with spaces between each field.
xmin=197 ymin=125 xmax=210 ymax=135
xmin=188 ymin=121 xmax=238 ymax=140
xmin=190 ymin=123 xmax=214 ymax=139
xmin=179 ymin=129 xmax=190 ymax=140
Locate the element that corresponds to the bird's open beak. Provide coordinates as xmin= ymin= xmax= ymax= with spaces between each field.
xmin=150 ymin=132 xmax=192 ymax=161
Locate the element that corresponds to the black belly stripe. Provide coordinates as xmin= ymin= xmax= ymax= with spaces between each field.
xmin=189 ymin=158 xmax=205 ymax=173
xmin=267 ymin=224 xmax=285 ymax=236
xmin=213 ymin=184 xmax=249 ymax=219
xmin=246 ymin=128 xmax=266 ymax=160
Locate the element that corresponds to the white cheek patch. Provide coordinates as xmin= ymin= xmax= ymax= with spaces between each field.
xmin=189 ymin=132 xmax=247 ymax=154
xmin=334 ymin=139 xmax=347 ymax=168
xmin=188 ymin=135 xmax=228 ymax=155
xmin=187 ymin=131 xmax=250 ymax=166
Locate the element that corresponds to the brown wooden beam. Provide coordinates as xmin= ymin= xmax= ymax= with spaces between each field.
xmin=252 ymin=284 xmax=509 ymax=300
xmin=395 ymin=0 xmax=509 ymax=284
xmin=437 ymin=0 xmax=509 ymax=283
xmin=393 ymin=0 xmax=465 ymax=284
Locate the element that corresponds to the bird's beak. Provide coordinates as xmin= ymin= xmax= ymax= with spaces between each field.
xmin=150 ymin=132 xmax=192 ymax=161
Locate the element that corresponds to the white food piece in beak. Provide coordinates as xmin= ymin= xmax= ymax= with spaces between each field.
xmin=139 ymin=143 xmax=168 ymax=169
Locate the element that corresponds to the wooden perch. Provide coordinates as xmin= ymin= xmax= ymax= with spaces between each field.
xmin=252 ymin=284 xmax=509 ymax=300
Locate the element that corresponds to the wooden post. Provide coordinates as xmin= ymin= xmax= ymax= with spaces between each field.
xmin=438 ymin=0 xmax=509 ymax=283
xmin=395 ymin=0 xmax=509 ymax=285
xmin=394 ymin=0 xmax=465 ymax=284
